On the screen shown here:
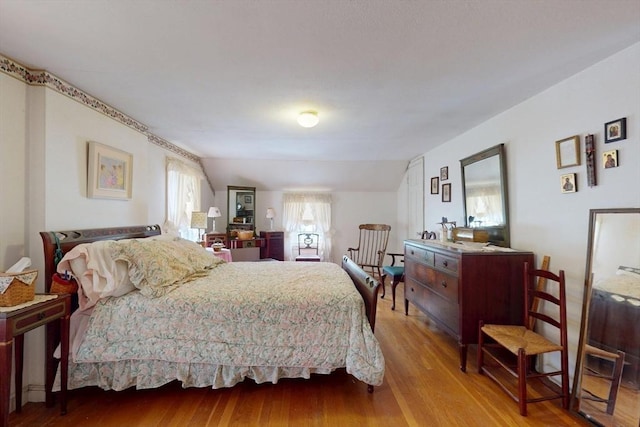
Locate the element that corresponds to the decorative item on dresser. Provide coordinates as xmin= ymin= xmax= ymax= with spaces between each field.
xmin=403 ymin=239 xmax=534 ymax=372
xmin=260 ymin=231 xmax=284 ymax=261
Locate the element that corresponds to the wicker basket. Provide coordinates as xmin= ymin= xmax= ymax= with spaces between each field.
xmin=0 ymin=270 xmax=37 ymax=307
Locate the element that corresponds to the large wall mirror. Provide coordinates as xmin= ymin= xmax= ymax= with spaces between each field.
xmin=460 ymin=143 xmax=510 ymax=247
xmin=227 ymin=185 xmax=256 ymax=231
xmin=572 ymin=208 xmax=639 ymax=427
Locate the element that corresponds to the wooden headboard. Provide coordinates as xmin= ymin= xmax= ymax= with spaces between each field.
xmin=39 ymin=225 xmax=161 ymax=292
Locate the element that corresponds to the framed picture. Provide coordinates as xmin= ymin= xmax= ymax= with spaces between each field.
xmin=560 ymin=173 xmax=576 ymax=194
xmin=430 ymin=177 xmax=439 ymax=194
xmin=440 ymin=166 xmax=449 ymax=181
xmin=442 ymin=183 xmax=451 ymax=202
xmin=604 ymin=117 xmax=626 ymax=143
xmin=244 ymin=195 xmax=253 ymax=204
xmin=603 ymin=150 xmax=618 ymax=168
xmin=87 ymin=141 xmax=133 ymax=200
xmin=555 ymin=135 xmax=581 ymax=169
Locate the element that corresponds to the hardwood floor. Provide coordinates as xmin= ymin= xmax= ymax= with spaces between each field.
xmin=11 ymin=294 xmax=589 ymax=426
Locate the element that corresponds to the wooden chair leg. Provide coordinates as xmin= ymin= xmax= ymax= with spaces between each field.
xmin=477 ymin=321 xmax=484 ymax=374
xmin=518 ymin=349 xmax=527 ymax=416
xmin=391 ymin=276 xmax=402 ymax=310
xmin=380 ymin=274 xmax=386 ymax=298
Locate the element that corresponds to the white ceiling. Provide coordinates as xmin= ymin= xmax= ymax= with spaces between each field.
xmin=1 ymin=1 xmax=639 ymax=189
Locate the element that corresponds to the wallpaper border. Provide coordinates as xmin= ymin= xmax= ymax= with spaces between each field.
xmin=0 ymin=54 xmax=200 ymax=163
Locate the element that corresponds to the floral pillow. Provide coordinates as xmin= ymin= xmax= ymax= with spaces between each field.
xmin=109 ymin=238 xmax=224 ymax=298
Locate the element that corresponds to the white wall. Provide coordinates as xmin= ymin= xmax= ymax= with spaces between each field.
xmin=0 ymin=71 xmax=213 ymax=407
xmin=254 ymin=190 xmax=397 ymax=263
xmin=403 ymin=43 xmax=640 ymax=379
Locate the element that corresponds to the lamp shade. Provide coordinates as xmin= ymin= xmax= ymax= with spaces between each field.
xmin=297 ymin=111 xmax=319 ymax=128
xmin=190 ymin=211 xmax=208 ymax=229
xmin=208 ymin=207 xmax=221 ymax=218
xmin=266 ymin=208 xmax=276 ymax=219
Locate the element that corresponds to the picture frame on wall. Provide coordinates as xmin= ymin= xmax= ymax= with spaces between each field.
xmin=442 ymin=183 xmax=451 ymax=202
xmin=87 ymin=141 xmax=133 ymax=200
xmin=440 ymin=166 xmax=449 ymax=181
xmin=555 ymin=135 xmax=581 ymax=169
xmin=560 ymin=173 xmax=576 ymax=194
xmin=604 ymin=117 xmax=626 ymax=143
xmin=430 ymin=177 xmax=439 ymax=194
xmin=603 ymin=149 xmax=618 ymax=168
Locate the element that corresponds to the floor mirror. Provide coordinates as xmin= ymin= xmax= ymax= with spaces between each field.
xmin=572 ymin=208 xmax=640 ymax=427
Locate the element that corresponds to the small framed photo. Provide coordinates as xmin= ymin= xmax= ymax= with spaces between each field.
xmin=604 ymin=118 xmax=626 ymax=143
xmin=603 ymin=150 xmax=618 ymax=168
xmin=555 ymin=135 xmax=580 ymax=169
xmin=430 ymin=177 xmax=439 ymax=194
xmin=87 ymin=141 xmax=133 ymax=200
xmin=560 ymin=173 xmax=576 ymax=194
xmin=442 ymin=183 xmax=451 ymax=202
xmin=440 ymin=166 xmax=449 ymax=181
xmin=244 ymin=195 xmax=253 ymax=204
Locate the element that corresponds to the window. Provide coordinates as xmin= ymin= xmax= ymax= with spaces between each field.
xmin=282 ymin=193 xmax=332 ymax=261
xmin=166 ymin=157 xmax=204 ymax=241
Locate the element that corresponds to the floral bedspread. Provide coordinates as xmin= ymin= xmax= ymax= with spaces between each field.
xmin=66 ymin=261 xmax=385 ymax=390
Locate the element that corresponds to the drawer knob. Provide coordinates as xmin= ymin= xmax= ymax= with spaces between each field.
xmin=442 ymin=260 xmax=448 ymax=267
xmin=441 ymin=281 xmax=447 ymax=288
xmin=37 ymin=312 xmax=46 ymax=320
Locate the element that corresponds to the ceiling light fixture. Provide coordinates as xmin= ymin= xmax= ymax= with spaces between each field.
xmin=297 ymin=110 xmax=319 ymax=128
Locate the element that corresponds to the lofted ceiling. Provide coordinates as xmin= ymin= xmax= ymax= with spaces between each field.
xmin=1 ymin=1 xmax=639 ymax=191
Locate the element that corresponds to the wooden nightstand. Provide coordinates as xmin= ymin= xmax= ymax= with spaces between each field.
xmin=0 ymin=294 xmax=71 ymax=426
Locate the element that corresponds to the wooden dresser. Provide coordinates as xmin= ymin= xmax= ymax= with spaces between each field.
xmin=403 ymin=239 xmax=534 ymax=372
xmin=260 ymin=231 xmax=284 ymax=261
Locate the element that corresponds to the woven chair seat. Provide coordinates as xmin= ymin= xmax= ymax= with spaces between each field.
xmin=481 ymin=324 xmax=563 ymax=356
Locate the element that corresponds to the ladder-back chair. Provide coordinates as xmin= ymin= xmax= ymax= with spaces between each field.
xmin=478 ymin=262 xmax=569 ymax=416
xmin=580 ymin=345 xmax=625 ymax=415
xmin=347 ymin=224 xmax=391 ymax=281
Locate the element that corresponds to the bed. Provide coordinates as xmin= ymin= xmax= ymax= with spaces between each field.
xmin=587 ymin=266 xmax=640 ymax=386
xmin=40 ymin=225 xmax=385 ymax=393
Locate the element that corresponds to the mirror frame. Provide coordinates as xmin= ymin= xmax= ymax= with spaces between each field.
xmin=460 ymin=143 xmax=510 ymax=247
xmin=571 ymin=207 xmax=640 ymax=424
xmin=227 ymin=185 xmax=256 ymax=232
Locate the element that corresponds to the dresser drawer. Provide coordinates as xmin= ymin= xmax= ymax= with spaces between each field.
xmin=405 ymin=245 xmax=434 ymax=266
xmin=424 ymin=288 xmax=459 ymax=335
xmin=13 ymin=300 xmax=67 ymax=335
xmin=434 ymin=253 xmax=459 ymax=275
xmin=404 ymin=277 xmax=429 ymax=311
xmin=424 ymin=269 xmax=458 ymax=303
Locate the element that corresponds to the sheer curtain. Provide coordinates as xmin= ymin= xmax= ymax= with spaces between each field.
xmin=282 ymin=193 xmax=333 ymax=261
xmin=166 ymin=157 xmax=204 ymax=240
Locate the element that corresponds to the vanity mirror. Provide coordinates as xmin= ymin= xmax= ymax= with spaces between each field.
xmin=572 ymin=208 xmax=639 ymax=427
xmin=227 ymin=185 xmax=256 ymax=232
xmin=460 ymin=143 xmax=510 ymax=247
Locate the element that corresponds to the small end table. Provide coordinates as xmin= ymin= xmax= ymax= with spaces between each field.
xmin=0 ymin=294 xmax=70 ymax=427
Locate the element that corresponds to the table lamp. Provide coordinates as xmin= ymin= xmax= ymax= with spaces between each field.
xmin=208 ymin=207 xmax=221 ymax=232
xmin=190 ymin=211 xmax=208 ymax=243
xmin=266 ymin=208 xmax=276 ymax=231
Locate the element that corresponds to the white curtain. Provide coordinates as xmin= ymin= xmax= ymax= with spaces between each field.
xmin=166 ymin=157 xmax=204 ymax=240
xmin=282 ymin=193 xmax=333 ymax=262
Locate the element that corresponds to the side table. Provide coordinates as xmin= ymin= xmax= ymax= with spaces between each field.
xmin=0 ymin=294 xmax=70 ymax=427
xmin=206 ymin=247 xmax=233 ymax=262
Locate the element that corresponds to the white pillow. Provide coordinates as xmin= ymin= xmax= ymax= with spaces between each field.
xmin=57 ymin=240 xmax=136 ymax=310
